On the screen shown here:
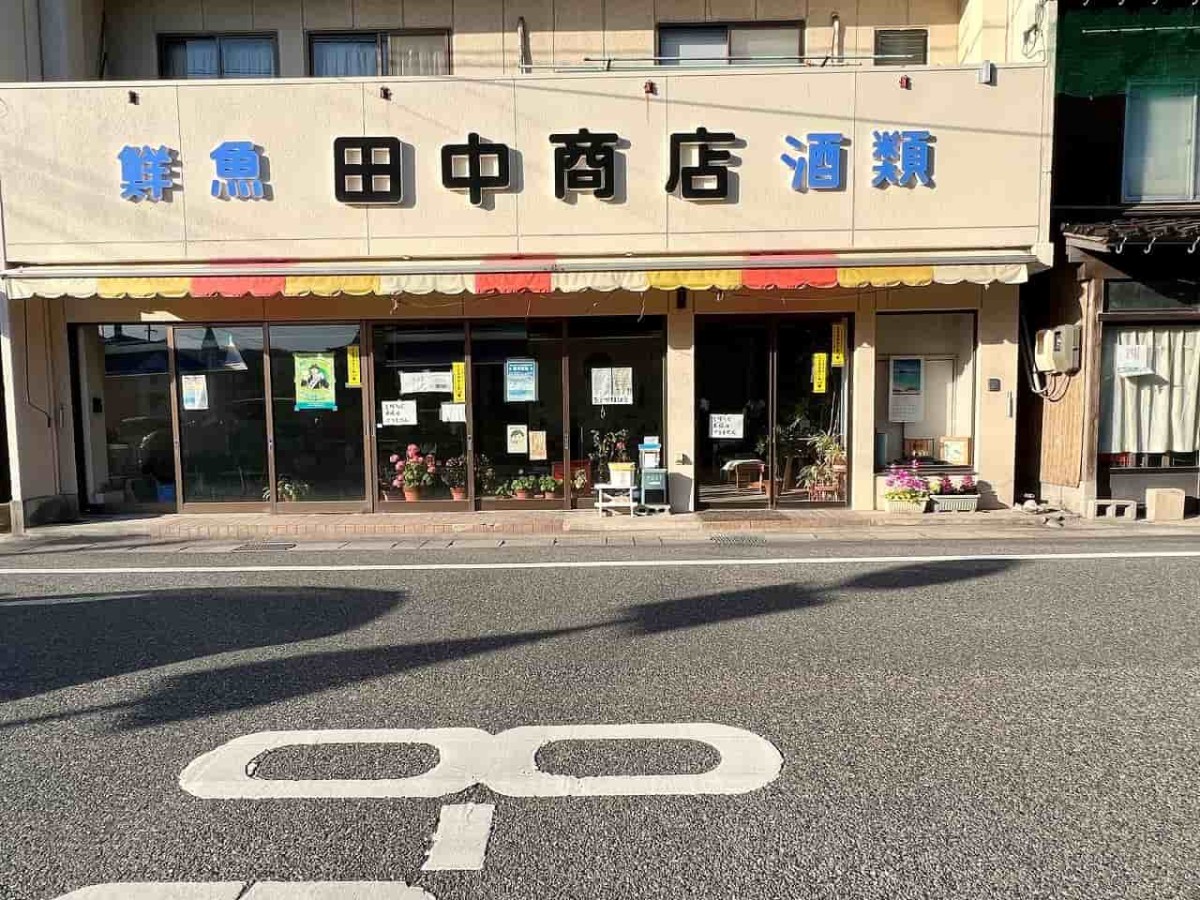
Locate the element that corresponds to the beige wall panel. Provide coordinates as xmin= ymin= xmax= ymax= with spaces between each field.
xmin=365 ymin=79 xmax=519 ymax=241
xmin=693 ymin=291 xmax=857 ymax=313
xmin=505 ymin=0 xmax=555 ymax=71
xmin=253 ymin=0 xmax=306 ymax=76
xmin=754 ymin=0 xmax=806 ymax=23
xmin=186 ymin=238 xmax=372 ymax=258
xmin=177 ymin=82 xmax=369 ymax=248
xmin=666 ymin=305 xmax=696 ymax=512
xmin=656 ymin=0 xmax=706 ymax=23
xmin=203 ymin=0 xmax=255 ymax=31
xmin=666 ymin=71 xmax=856 ymax=236
xmin=850 ymin=292 xmax=876 ymax=510
xmin=5 ymin=242 xmax=190 ymax=263
xmin=552 ymin=0 xmax=605 ymax=66
xmin=0 ymin=85 xmax=185 ymax=249
xmin=354 ymin=0 xmax=403 ymax=28
xmin=63 ymin=296 xmax=269 ymax=322
xmin=517 ymin=234 xmax=668 ymax=254
xmin=603 ymin=0 xmax=655 ymax=59
xmin=370 ymin=235 xmax=522 ymax=254
xmin=453 ymin=0 xmax=506 ymax=74
xmin=154 ymin=0 xmax=204 ymax=32
xmin=667 ymin=230 xmax=853 ymax=252
xmin=514 ymin=76 xmax=668 ymax=243
xmin=404 ymin=0 xmax=455 ymax=29
xmin=852 ymin=66 xmax=1042 ymax=232
xmin=875 ymin=282 xmax=982 ymax=310
xmin=707 ymin=0 xmax=755 ymax=22
xmin=974 ymin=285 xmax=1018 ymax=506
xmin=851 ymin=226 xmax=1040 ymax=250
xmin=302 ymin=0 xmax=355 ymax=29
xmin=850 ymin=0 xmax=907 ymax=59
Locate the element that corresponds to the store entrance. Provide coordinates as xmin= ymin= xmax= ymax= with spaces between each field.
xmin=695 ymin=315 xmax=850 ymax=510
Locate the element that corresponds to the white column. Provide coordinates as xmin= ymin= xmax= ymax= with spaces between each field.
xmin=975 ymin=285 xmax=1020 ymax=508
xmin=666 ymin=296 xmax=696 ymax=513
xmin=850 ymin=293 xmax=877 ymax=511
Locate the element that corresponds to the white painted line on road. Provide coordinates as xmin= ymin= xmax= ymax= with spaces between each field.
xmin=4 ymin=548 xmax=1200 ymax=579
xmin=422 ymin=803 xmax=495 ymax=871
xmin=53 ymin=885 xmax=434 ymax=900
xmin=179 ymin=724 xmax=783 ymax=799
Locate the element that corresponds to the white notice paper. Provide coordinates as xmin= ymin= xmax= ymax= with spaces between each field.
xmin=439 ymin=402 xmax=467 ymax=423
xmin=180 ymin=374 xmax=209 ymax=411
xmin=1115 ymin=344 xmax=1153 ymax=378
xmin=591 ymin=367 xmax=633 ymax=405
xmin=382 ymin=399 xmax=418 ymax=426
xmin=709 ymin=413 xmax=745 ymax=440
xmin=401 ymin=371 xmax=454 ymax=394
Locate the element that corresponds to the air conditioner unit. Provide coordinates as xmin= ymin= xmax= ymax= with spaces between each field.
xmin=1034 ymin=325 xmax=1081 ymax=374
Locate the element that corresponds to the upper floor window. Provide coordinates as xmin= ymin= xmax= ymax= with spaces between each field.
xmin=873 ymin=29 xmax=928 ymax=66
xmin=160 ymin=34 xmax=277 ymax=79
xmin=310 ymin=31 xmax=450 ymax=77
xmin=658 ymin=24 xmax=803 ymax=66
xmin=1124 ymin=82 xmax=1199 ymax=202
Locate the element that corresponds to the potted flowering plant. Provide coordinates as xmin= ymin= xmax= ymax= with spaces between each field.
xmin=539 ymin=474 xmax=563 ymax=499
xmin=511 ymin=475 xmax=537 ymax=500
xmin=398 ymin=443 xmax=437 ymax=501
xmin=928 ymin=473 xmax=980 ymax=513
xmin=883 ymin=464 xmax=929 ymax=514
xmin=442 ymin=456 xmax=468 ymax=501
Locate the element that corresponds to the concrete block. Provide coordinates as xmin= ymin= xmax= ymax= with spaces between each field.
xmin=1083 ymin=499 xmax=1138 ymax=521
xmin=1145 ymin=488 xmax=1186 ymax=523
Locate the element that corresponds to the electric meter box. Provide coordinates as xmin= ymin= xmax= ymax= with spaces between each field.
xmin=1034 ymin=325 xmax=1081 ymax=374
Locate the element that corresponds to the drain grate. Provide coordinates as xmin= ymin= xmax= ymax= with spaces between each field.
xmin=235 ymin=541 xmax=296 ymax=552
xmin=710 ymin=533 xmax=766 ymax=546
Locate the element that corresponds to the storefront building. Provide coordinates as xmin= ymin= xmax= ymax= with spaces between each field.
xmin=0 ymin=0 xmax=1054 ymax=528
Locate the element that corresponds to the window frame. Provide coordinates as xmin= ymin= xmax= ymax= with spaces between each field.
xmin=158 ymin=32 xmax=280 ymax=79
xmin=655 ymin=21 xmax=805 ymax=66
xmin=307 ymin=29 xmax=452 ymax=77
xmin=872 ymin=28 xmax=929 ymax=67
xmin=1122 ymin=80 xmax=1200 ymax=204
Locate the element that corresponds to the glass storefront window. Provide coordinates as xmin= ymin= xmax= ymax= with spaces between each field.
xmin=568 ymin=317 xmax=665 ymax=499
xmin=874 ymin=313 xmax=976 ymax=470
xmin=373 ymin=324 xmax=468 ymax=503
xmin=175 ymin=325 xmax=269 ymax=504
xmin=268 ymin=324 xmax=366 ymax=503
xmin=1105 ymin=279 xmax=1200 ymax=311
xmin=79 ymin=324 xmax=175 ymax=508
xmin=472 ymin=322 xmax=563 ymax=501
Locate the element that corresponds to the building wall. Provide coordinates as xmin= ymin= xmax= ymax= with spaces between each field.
xmin=0 ymin=0 xmax=40 ymax=82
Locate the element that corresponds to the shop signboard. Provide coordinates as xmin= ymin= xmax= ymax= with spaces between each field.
xmin=709 ymin=414 xmax=745 ymax=440
xmin=294 ymin=352 xmax=337 ymax=411
xmin=505 ymin=359 xmax=538 ymax=403
xmin=831 ymin=324 xmax=846 ymax=367
xmin=812 ymin=353 xmax=829 ymax=394
xmin=345 ymin=344 xmax=362 ymax=388
xmin=888 ymin=357 xmax=924 ymax=423
xmin=381 ymin=400 xmax=417 ymax=426
xmin=452 ymin=362 xmax=467 ymax=403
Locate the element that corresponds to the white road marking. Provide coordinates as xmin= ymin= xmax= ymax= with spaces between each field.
xmin=53 ymin=886 xmax=434 ymax=900
xmin=179 ymin=724 xmax=783 ymax=799
xmin=422 ymin=804 xmax=496 ymax=871
xmin=3 ymin=548 xmax=1200 ymax=579
xmin=0 ymin=593 xmax=150 ymax=607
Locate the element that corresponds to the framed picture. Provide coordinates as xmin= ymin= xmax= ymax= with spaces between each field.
xmin=938 ymin=436 xmax=973 ymax=466
xmin=902 ymin=438 xmax=936 ymax=459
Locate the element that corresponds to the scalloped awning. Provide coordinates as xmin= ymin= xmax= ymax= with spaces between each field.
xmin=5 ymin=263 xmax=1028 ymax=300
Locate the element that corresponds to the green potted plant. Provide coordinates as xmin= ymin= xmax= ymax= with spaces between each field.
xmin=799 ymin=430 xmax=847 ymax=502
xmin=511 ymin=475 xmax=536 ymax=500
xmin=590 ymin=428 xmax=631 ymax=485
xmin=264 ymin=475 xmax=312 ymax=502
xmin=883 ymin=464 xmax=929 ymax=514
xmin=400 ymin=443 xmax=437 ymax=502
xmin=928 ymin=473 xmax=980 ymax=513
xmin=539 ymin=474 xmax=563 ymax=499
xmin=443 ymin=455 xmax=468 ymax=501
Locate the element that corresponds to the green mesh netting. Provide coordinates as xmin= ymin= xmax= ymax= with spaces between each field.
xmin=1058 ymin=7 xmax=1200 ymax=96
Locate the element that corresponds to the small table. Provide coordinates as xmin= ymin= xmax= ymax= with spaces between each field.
xmin=595 ymin=482 xmax=637 ymax=516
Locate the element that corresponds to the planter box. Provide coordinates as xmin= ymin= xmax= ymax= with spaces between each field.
xmin=609 ymin=462 xmax=635 ymax=488
xmin=930 ymin=494 xmax=980 ymax=513
xmin=885 ymin=498 xmax=928 ymax=514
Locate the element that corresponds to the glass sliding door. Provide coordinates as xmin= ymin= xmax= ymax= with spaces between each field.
xmin=267 ymin=324 xmax=368 ymax=507
xmin=372 ymin=323 xmax=468 ymax=508
xmin=175 ymin=325 xmax=269 ymax=506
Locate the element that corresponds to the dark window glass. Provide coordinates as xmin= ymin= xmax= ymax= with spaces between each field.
xmin=268 ymin=324 xmax=366 ymax=503
xmin=175 ymin=326 xmax=269 ymax=503
xmin=874 ymin=28 xmax=928 ymax=66
xmin=1106 ymin=279 xmax=1200 ymax=311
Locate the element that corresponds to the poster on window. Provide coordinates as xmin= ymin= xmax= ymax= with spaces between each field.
xmin=452 ymin=361 xmax=467 ymax=403
xmin=709 ymin=413 xmax=745 ymax=440
xmin=812 ymin=353 xmax=829 ymax=394
xmin=888 ymin=357 xmax=924 ymax=423
xmin=401 ymin=370 xmax=454 ymax=394
xmin=506 ymin=424 xmax=529 ymax=455
xmin=1115 ymin=344 xmax=1153 ymax=377
xmin=591 ymin=367 xmax=634 ymax=405
xmin=345 ymin=344 xmax=362 ymax=388
xmin=381 ymin=399 xmax=417 ymax=426
xmin=831 ymin=323 xmax=847 ymax=368
xmin=180 ymin=374 xmax=208 ymax=411
xmin=505 ymin=359 xmax=538 ymax=403
xmin=294 ymin=352 xmax=337 ymax=411
xmin=439 ymin=402 xmax=467 ymax=423
xmin=529 ymin=430 xmax=548 ymax=461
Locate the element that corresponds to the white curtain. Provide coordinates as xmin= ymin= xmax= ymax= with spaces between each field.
xmin=387 ymin=34 xmax=449 ymax=76
xmin=312 ymin=39 xmax=378 ymax=77
xmin=1100 ymin=325 xmax=1200 ymax=454
xmin=163 ymin=38 xmax=218 ymax=78
xmin=220 ymin=37 xmax=276 ymax=78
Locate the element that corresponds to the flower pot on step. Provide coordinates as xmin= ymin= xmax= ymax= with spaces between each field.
xmin=885 ymin=498 xmax=928 ymax=514
xmin=514 ymin=490 xmax=532 ymax=500
xmin=930 ymin=494 xmax=979 ymax=513
xmin=403 ymin=487 xmax=422 ymax=502
xmin=450 ymin=487 xmax=467 ymax=501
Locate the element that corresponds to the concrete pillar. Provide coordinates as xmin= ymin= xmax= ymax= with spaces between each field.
xmin=850 ymin=292 xmax=876 ymax=511
xmin=666 ymin=295 xmax=696 ymax=513
xmin=975 ymin=284 xmax=1020 ymax=508
xmin=37 ymin=0 xmax=101 ymax=80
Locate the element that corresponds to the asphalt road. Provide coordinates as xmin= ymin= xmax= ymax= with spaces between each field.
xmin=1 ymin=536 xmax=1198 ymax=900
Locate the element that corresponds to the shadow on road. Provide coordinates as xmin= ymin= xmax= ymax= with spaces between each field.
xmin=0 ymin=557 xmax=1019 ymax=731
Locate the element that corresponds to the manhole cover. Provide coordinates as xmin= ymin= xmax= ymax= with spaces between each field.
xmin=710 ymin=533 xmax=766 ymax=546
xmin=235 ymin=542 xmax=296 ymax=552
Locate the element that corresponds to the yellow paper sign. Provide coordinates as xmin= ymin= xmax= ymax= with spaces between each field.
xmin=812 ymin=353 xmax=829 ymax=394
xmin=346 ymin=344 xmax=362 ymax=388
xmin=452 ymin=361 xmax=466 ymax=403
xmin=831 ymin=324 xmax=846 ymax=368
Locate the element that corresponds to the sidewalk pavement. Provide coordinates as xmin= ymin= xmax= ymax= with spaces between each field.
xmin=1 ymin=506 xmax=1197 ymax=554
